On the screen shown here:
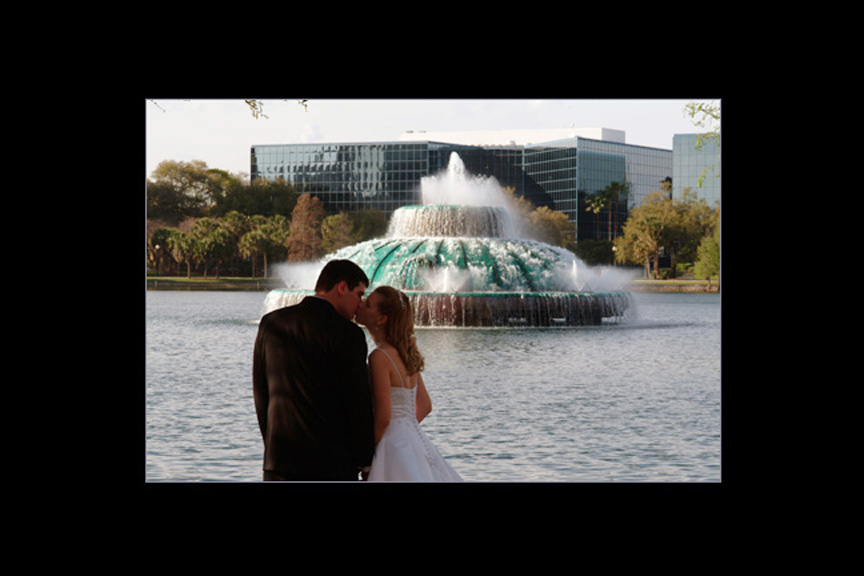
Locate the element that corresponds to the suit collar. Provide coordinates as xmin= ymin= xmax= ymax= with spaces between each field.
xmin=302 ymin=295 xmax=339 ymax=315
xmin=303 ymin=294 xmax=333 ymax=307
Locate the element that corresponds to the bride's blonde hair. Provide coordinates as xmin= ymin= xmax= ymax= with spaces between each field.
xmin=374 ymin=286 xmax=425 ymax=375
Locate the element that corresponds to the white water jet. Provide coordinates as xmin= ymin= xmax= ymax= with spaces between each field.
xmin=274 ymin=261 xmax=326 ymax=290
xmin=420 ymin=152 xmax=509 ymax=208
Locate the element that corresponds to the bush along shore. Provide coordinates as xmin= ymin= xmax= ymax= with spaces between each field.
xmin=146 ymin=276 xmax=718 ymax=293
xmin=628 ymin=279 xmax=719 ymax=293
xmin=146 ymin=277 xmax=284 ymax=291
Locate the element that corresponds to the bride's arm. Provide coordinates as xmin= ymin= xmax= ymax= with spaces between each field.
xmin=369 ymin=350 xmax=392 ymax=444
xmin=415 ymin=373 xmax=432 ymax=423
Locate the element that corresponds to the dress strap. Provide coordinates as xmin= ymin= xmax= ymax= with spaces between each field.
xmin=375 ymin=347 xmax=412 ymax=388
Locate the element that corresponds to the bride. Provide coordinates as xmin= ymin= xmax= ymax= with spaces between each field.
xmin=356 ymin=286 xmax=462 ymax=482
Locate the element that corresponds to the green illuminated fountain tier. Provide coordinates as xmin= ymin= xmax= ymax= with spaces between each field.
xmin=264 ymin=203 xmax=632 ymax=327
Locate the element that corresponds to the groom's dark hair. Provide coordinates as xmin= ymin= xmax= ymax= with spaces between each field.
xmin=315 ymin=259 xmax=370 ymax=292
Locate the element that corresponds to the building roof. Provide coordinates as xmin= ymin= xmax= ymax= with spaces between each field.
xmin=398 ymin=128 xmax=626 ymax=147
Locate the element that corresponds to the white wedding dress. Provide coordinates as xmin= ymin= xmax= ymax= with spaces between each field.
xmin=367 ymin=348 xmax=463 ymax=482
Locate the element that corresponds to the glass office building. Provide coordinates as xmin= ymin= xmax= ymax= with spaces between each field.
xmin=251 ymin=136 xmax=672 ymax=241
xmin=521 ymin=138 xmax=672 ymax=240
xmin=673 ymin=134 xmax=721 ymax=207
xmin=250 ymin=141 xmax=494 ymax=213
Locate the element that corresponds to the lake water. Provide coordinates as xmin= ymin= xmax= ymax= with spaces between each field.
xmin=145 ymin=290 xmax=721 ymax=482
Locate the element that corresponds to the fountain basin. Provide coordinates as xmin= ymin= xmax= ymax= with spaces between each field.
xmin=264 ymin=288 xmax=631 ymax=327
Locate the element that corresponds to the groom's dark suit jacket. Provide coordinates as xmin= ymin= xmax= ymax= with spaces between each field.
xmin=253 ymin=296 xmax=374 ymax=480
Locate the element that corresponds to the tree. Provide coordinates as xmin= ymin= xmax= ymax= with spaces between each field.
xmin=499 ymin=186 xmax=574 ymax=248
xmin=350 ymin=210 xmax=390 ymax=241
xmin=615 ymin=189 xmax=718 ymax=279
xmin=147 ymin=179 xmax=192 ymax=224
xmin=685 ymin=100 xmax=720 ymax=146
xmin=148 ymin=98 xmax=309 ymax=118
xmin=213 ymin=177 xmax=298 ymax=217
xmin=166 ymin=229 xmax=196 ymax=278
xmin=219 ymin=211 xmax=251 ymax=276
xmin=149 ymin=160 xmax=215 ymax=217
xmin=685 ymin=100 xmax=721 ymax=188
xmin=242 ymin=99 xmax=308 ymax=118
xmin=285 ymin=194 xmax=325 ymax=261
xmin=191 ymin=217 xmax=232 ymax=278
xmin=604 ymin=181 xmax=629 ymax=241
xmin=528 ymin=206 xmax=575 ymax=250
xmin=573 ymin=240 xmax=615 ymax=266
xmin=147 ymin=162 xmax=298 ymax=220
xmin=614 ymin=191 xmax=675 ymax=278
xmin=585 ymin=194 xmax=605 ymax=240
xmin=201 ymin=167 xmax=240 ymax=210
xmin=693 ymin=207 xmax=720 ymax=280
xmin=584 ymin=181 xmax=629 ymax=242
xmin=239 ymin=215 xmax=289 ymax=277
xmin=670 ymin=189 xmax=715 ymax=274
xmin=238 ymin=227 xmax=269 ymax=278
xmin=321 ymin=212 xmax=363 ymax=254
xmin=148 ymin=227 xmax=174 ymax=275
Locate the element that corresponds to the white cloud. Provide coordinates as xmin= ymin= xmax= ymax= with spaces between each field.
xmin=300 ymin=123 xmax=325 ymax=143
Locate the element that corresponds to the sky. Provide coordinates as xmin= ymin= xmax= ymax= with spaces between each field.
xmin=145 ymin=98 xmax=718 ymax=179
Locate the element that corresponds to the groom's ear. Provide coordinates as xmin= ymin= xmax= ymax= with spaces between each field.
xmin=335 ymin=280 xmax=349 ymax=295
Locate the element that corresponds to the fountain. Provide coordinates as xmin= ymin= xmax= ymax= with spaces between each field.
xmin=264 ymin=153 xmax=632 ymax=327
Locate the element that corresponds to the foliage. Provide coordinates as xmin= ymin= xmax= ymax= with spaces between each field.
xmin=349 ymin=210 xmax=390 ymax=241
xmin=190 ymin=217 xmax=232 ymax=278
xmin=150 ymin=159 xmax=702 ymax=279
xmin=684 ymin=100 xmax=721 ymax=148
xmin=238 ymin=214 xmax=289 ymax=277
xmin=584 ymin=181 xmax=630 ymax=241
xmin=212 ymin=177 xmax=298 ymax=218
xmin=573 ymin=240 xmax=614 ymax=266
xmin=693 ymin=212 xmax=721 ymax=279
xmin=285 ymin=194 xmax=326 ymax=261
xmin=242 ymin=99 xmax=308 ymax=118
xmin=147 ymin=160 xmax=298 ymax=224
xmin=614 ymin=190 xmax=718 ymax=279
xmin=321 ymin=212 xmax=361 ymax=254
xmin=165 ymin=229 xmax=195 ymax=278
xmin=147 ymin=160 xmax=238 ymax=221
xmin=528 ymin=206 xmax=576 ymax=249
xmin=584 ymin=194 xmax=606 ymax=240
xmin=684 ymin=100 xmax=721 ymax=188
xmin=147 ymin=179 xmax=389 ymax=278
xmin=500 ymin=187 xmax=576 ymax=250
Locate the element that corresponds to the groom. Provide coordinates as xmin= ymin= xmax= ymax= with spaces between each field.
xmin=253 ymin=259 xmax=374 ymax=481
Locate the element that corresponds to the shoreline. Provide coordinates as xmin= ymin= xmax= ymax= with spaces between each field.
xmin=146 ymin=277 xmax=719 ymax=293
xmin=627 ymin=279 xmax=719 ymax=293
xmin=146 ymin=277 xmax=284 ymax=291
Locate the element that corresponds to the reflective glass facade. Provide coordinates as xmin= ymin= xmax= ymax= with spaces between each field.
xmin=673 ymin=134 xmax=721 ymax=207
xmin=251 ymin=137 xmax=672 ymax=241
xmin=522 ymin=138 xmax=671 ymax=239
xmin=253 ymin=142 xmax=429 ymax=212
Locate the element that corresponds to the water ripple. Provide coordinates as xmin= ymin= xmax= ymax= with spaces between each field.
xmin=147 ymin=291 xmax=720 ymax=482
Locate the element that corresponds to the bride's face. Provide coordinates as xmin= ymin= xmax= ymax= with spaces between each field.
xmin=356 ymin=291 xmax=385 ymax=328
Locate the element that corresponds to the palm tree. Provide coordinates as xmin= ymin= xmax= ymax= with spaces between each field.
xmin=585 ymin=194 xmax=606 ymax=240
xmin=166 ymin=230 xmax=195 ymax=278
xmin=604 ymin=181 xmax=629 ymax=241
